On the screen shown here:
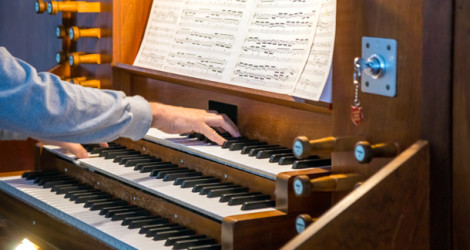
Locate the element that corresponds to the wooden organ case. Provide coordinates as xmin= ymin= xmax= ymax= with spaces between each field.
xmin=0 ymin=0 xmax=463 ymax=249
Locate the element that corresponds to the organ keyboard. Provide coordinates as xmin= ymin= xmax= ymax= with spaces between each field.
xmin=145 ymin=129 xmax=331 ymax=180
xmin=0 ymin=171 xmax=220 ymax=249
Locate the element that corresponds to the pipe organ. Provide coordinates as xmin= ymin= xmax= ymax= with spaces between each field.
xmin=0 ymin=0 xmax=464 ymax=249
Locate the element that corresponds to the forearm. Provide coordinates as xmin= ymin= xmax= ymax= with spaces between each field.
xmin=0 ymin=47 xmax=152 ymax=143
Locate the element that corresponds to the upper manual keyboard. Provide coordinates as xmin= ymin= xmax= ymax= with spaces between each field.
xmin=145 ymin=128 xmax=331 ymax=180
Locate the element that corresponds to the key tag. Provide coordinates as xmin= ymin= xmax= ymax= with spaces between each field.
xmin=351 ymin=58 xmax=364 ymax=126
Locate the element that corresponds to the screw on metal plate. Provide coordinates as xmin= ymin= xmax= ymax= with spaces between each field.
xmin=358 ymin=37 xmax=397 ymax=97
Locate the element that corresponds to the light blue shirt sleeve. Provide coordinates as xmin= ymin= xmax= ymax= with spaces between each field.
xmin=0 ymin=47 xmax=153 ymax=143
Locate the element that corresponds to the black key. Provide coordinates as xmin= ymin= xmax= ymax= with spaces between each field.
xmin=269 ymin=153 xmax=295 ymax=163
xmin=163 ymin=171 xmax=202 ymax=182
xmin=278 ymin=156 xmax=297 ymax=165
xmin=104 ymin=150 xmax=140 ymax=159
xmin=133 ymin=161 xmax=167 ymax=170
xmin=90 ymin=200 xmax=128 ymax=211
xmin=249 ymin=146 xmax=284 ymax=157
xmin=104 ymin=206 xmax=146 ymax=221
xmin=97 ymin=147 xmax=128 ymax=157
xmin=221 ymin=137 xmax=250 ymax=149
xmin=116 ymin=155 xmax=148 ymax=164
xmin=139 ymin=223 xmax=173 ymax=234
xmin=114 ymin=154 xmax=143 ymax=163
xmin=111 ymin=210 xmax=151 ymax=220
xmin=165 ymin=235 xmax=206 ymax=246
xmin=23 ymin=170 xmax=60 ymax=180
xmin=228 ymin=194 xmax=271 ymax=206
xmin=146 ymin=225 xmax=185 ymax=237
xmin=229 ymin=141 xmax=267 ymax=151
xmin=278 ymin=155 xmax=320 ymax=165
xmin=154 ymin=229 xmax=194 ymax=241
xmin=51 ymin=183 xmax=81 ymax=192
xmin=100 ymin=205 xmax=137 ymax=216
xmin=84 ymin=198 xmax=118 ymax=208
xmin=91 ymin=145 xmax=125 ymax=154
xmin=129 ymin=217 xmax=169 ymax=229
xmin=192 ymin=182 xmax=229 ymax=193
xmin=68 ymin=190 xmax=103 ymax=200
xmin=256 ymin=148 xmax=291 ymax=159
xmin=141 ymin=163 xmax=177 ymax=173
xmin=207 ymin=187 xmax=249 ymax=198
xmin=241 ymin=144 xmax=279 ymax=155
xmin=148 ymin=165 xmax=180 ymax=175
xmin=43 ymin=179 xmax=78 ymax=188
xmin=174 ymin=238 xmax=217 ymax=249
xmin=181 ymin=177 xmax=220 ymax=188
xmin=219 ymin=192 xmax=261 ymax=202
xmin=292 ymin=158 xmax=332 ymax=169
xmin=34 ymin=175 xmax=68 ymax=184
xmin=81 ymin=144 xmax=101 ymax=152
xmin=200 ymin=184 xmax=240 ymax=195
xmin=241 ymin=200 xmax=275 ymax=210
xmin=57 ymin=184 xmax=91 ymax=194
xmin=155 ymin=168 xmax=189 ymax=179
xmin=187 ymin=244 xmax=221 ymax=250
xmin=122 ymin=215 xmax=161 ymax=226
xmin=174 ymin=176 xmax=212 ymax=186
xmin=75 ymin=194 xmax=111 ymax=204
xmin=125 ymin=157 xmax=161 ymax=167
xmin=186 ymin=133 xmax=199 ymax=139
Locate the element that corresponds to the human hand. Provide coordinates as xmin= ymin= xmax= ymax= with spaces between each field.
xmin=149 ymin=102 xmax=241 ymax=145
xmin=40 ymin=140 xmax=108 ymax=159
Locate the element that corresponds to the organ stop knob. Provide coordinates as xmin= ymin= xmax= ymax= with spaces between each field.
xmin=354 ymin=141 xmax=399 ymax=163
xmin=293 ymin=173 xmax=364 ymax=197
xmin=47 ymin=1 xmax=104 ymax=15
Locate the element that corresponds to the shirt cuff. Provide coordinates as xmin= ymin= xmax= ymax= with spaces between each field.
xmin=122 ymin=95 xmax=152 ymax=140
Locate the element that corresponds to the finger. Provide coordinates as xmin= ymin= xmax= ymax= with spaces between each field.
xmin=198 ymin=123 xmax=226 ymax=145
xmin=68 ymin=144 xmax=89 ymax=159
xmin=99 ymin=142 xmax=109 ymax=148
xmin=205 ymin=114 xmax=240 ymax=137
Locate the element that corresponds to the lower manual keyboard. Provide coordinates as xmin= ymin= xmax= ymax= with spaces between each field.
xmin=0 ymin=171 xmax=221 ymax=250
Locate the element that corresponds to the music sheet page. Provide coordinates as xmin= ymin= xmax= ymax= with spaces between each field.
xmin=134 ymin=0 xmax=335 ymax=101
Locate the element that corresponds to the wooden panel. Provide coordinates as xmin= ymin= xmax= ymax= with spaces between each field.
xmin=453 ymin=0 xmax=470 ymax=249
xmin=112 ymin=0 xmax=152 ymax=65
xmin=332 ymin=1 xmax=452 ymax=248
xmin=276 ymin=168 xmax=331 ymax=214
xmin=282 ymin=140 xmax=430 ymax=249
xmin=222 ymin=210 xmax=298 ymax=250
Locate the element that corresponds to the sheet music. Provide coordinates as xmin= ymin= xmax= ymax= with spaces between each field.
xmin=134 ymin=0 xmax=335 ymax=101
xmin=293 ymin=0 xmax=336 ymax=100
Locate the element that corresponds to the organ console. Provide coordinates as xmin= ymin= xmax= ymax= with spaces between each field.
xmin=0 ymin=0 xmax=463 ymax=249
